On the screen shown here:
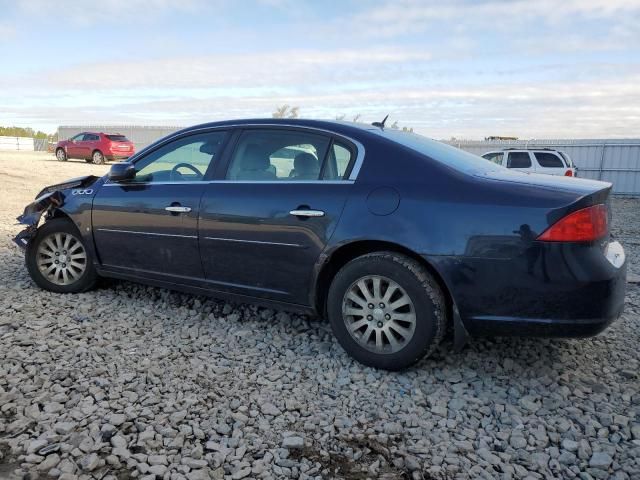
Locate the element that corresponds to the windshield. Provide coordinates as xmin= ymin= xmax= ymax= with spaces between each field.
xmin=378 ymin=129 xmax=503 ymax=174
xmin=107 ymin=134 xmax=129 ymax=142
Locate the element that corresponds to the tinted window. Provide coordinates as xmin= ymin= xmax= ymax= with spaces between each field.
xmin=482 ymin=152 xmax=504 ymax=165
xmin=322 ymin=141 xmax=353 ymax=180
xmin=227 ymin=130 xmax=330 ymax=181
xmin=107 ymin=134 xmax=129 ymax=142
xmin=375 ymin=129 xmax=502 ymax=174
xmin=131 ymin=131 xmax=226 ymax=183
xmin=534 ymin=152 xmax=564 ymax=168
xmin=87 ymin=134 xmax=99 ymax=141
xmin=507 ymin=152 xmax=531 ymax=168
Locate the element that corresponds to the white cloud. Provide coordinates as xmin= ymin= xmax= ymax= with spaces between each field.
xmin=343 ymin=0 xmax=640 ymax=38
xmin=16 ymin=0 xmax=209 ymax=25
xmin=4 ymin=68 xmax=639 ymax=139
xmin=3 ymin=48 xmax=432 ymax=90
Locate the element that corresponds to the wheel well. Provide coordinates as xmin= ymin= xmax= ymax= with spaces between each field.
xmin=92 ymin=149 xmax=103 ymax=156
xmin=314 ymin=240 xmax=453 ymax=318
xmin=48 ymin=209 xmax=73 ymax=223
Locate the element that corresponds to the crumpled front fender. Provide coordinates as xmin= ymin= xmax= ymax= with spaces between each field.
xmin=13 ymin=191 xmax=66 ymax=249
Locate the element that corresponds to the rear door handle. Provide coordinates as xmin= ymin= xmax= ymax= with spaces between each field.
xmin=289 ymin=209 xmax=325 ymax=217
xmin=165 ymin=205 xmax=192 ymax=213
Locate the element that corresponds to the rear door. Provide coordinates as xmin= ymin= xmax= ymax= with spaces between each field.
xmin=198 ymin=127 xmax=357 ymax=305
xmin=80 ymin=133 xmax=99 ymax=159
xmin=532 ymin=151 xmax=567 ymax=176
xmin=505 ymin=151 xmax=534 ymax=173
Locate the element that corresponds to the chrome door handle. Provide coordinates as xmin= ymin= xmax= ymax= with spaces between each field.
xmin=289 ymin=209 xmax=325 ymax=217
xmin=165 ymin=206 xmax=191 ymax=213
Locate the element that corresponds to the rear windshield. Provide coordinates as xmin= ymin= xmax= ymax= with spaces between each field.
xmin=106 ymin=135 xmax=129 ymax=142
xmin=378 ymin=129 xmax=503 ymax=174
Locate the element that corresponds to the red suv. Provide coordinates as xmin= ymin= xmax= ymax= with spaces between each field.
xmin=55 ymin=132 xmax=135 ymax=164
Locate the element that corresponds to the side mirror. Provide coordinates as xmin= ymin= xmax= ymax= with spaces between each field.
xmin=108 ymin=162 xmax=136 ymax=182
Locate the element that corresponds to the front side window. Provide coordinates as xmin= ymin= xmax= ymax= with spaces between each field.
xmin=534 ymin=152 xmax=564 ymax=168
xmin=227 ymin=129 xmax=330 ymax=181
xmin=482 ymin=152 xmax=504 ymax=165
xmin=130 ymin=131 xmax=227 ymax=183
xmin=71 ymin=134 xmax=86 ymax=142
xmin=507 ymin=152 xmax=532 ymax=168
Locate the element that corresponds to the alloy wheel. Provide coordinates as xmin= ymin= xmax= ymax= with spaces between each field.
xmin=342 ymin=275 xmax=416 ymax=354
xmin=36 ymin=232 xmax=87 ymax=286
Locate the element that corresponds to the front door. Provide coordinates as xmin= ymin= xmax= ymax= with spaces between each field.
xmin=66 ymin=133 xmax=86 ymax=158
xmin=198 ymin=127 xmax=356 ymax=305
xmin=92 ymin=130 xmax=228 ymax=282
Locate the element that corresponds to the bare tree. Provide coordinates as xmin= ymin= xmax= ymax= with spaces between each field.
xmin=352 ymin=114 xmax=361 ymax=122
xmin=335 ymin=114 xmax=346 ymax=121
xmin=288 ymin=106 xmax=299 ymax=119
xmin=391 ymin=120 xmax=399 ymax=129
xmin=272 ymin=104 xmax=300 ymax=118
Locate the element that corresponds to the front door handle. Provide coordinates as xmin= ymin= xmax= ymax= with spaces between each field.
xmin=165 ymin=205 xmax=192 ymax=213
xmin=289 ymin=209 xmax=325 ymax=217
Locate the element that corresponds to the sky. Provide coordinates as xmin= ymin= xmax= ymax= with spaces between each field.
xmin=0 ymin=0 xmax=639 ymax=139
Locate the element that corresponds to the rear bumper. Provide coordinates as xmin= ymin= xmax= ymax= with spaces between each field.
xmin=427 ymin=240 xmax=627 ymax=338
xmin=106 ymin=153 xmax=132 ymax=160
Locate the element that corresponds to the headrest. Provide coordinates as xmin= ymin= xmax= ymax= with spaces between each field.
xmin=294 ymin=152 xmax=319 ymax=175
xmin=241 ymin=144 xmax=269 ymax=171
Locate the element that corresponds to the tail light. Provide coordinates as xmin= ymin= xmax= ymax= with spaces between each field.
xmin=564 ymin=170 xmax=573 ymax=177
xmin=537 ymin=204 xmax=608 ymax=242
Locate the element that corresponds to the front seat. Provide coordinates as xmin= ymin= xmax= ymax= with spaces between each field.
xmin=292 ymin=152 xmax=320 ymax=180
xmin=238 ymin=144 xmax=276 ymax=180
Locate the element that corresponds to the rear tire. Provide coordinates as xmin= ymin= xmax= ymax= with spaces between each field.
xmin=25 ymin=218 xmax=98 ymax=293
xmin=327 ymin=252 xmax=446 ymax=370
xmin=55 ymin=148 xmax=67 ymax=162
xmin=92 ymin=150 xmax=105 ymax=165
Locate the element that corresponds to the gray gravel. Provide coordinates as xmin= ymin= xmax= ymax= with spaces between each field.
xmin=0 ymin=157 xmax=639 ymax=479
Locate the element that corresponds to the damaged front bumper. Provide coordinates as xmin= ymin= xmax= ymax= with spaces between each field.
xmin=13 ymin=175 xmax=99 ymax=250
xmin=13 ymin=190 xmax=66 ymax=250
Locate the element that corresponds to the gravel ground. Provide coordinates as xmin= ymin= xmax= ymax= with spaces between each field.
xmin=0 ymin=151 xmax=639 ymax=480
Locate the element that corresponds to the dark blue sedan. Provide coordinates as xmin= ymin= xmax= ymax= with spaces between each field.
xmin=15 ymin=119 xmax=627 ymax=370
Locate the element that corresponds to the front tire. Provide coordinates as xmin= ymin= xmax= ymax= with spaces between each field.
xmin=327 ymin=252 xmax=446 ymax=370
xmin=55 ymin=148 xmax=67 ymax=162
xmin=26 ymin=218 xmax=98 ymax=293
xmin=92 ymin=150 xmax=105 ymax=165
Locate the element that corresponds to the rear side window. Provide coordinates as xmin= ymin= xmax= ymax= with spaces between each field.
xmin=227 ymin=129 xmax=330 ymax=181
xmin=534 ymin=152 xmax=564 ymax=168
xmin=507 ymin=152 xmax=532 ymax=168
xmin=107 ymin=134 xmax=129 ymax=142
xmin=322 ymin=141 xmax=353 ymax=180
xmin=87 ymin=134 xmax=99 ymax=141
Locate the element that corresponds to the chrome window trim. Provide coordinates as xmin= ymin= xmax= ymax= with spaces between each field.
xmin=108 ymin=123 xmax=365 ymax=185
xmin=96 ymin=228 xmax=197 ymax=239
xmin=103 ymin=179 xmax=354 ymax=186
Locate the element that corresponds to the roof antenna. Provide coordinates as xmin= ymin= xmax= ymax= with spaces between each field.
xmin=372 ymin=114 xmax=389 ymax=129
